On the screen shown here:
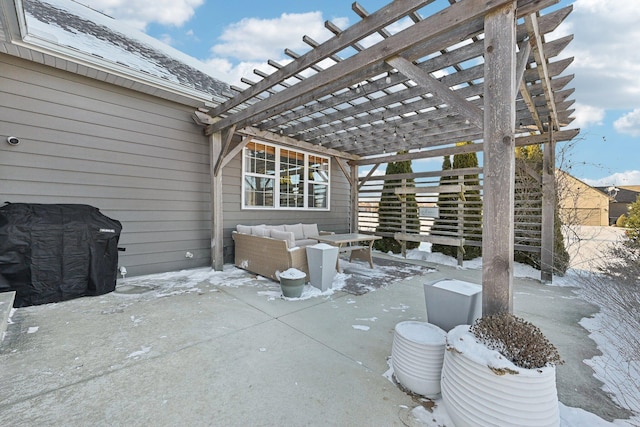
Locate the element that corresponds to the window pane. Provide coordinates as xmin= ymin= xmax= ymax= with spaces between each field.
xmin=245 ymin=142 xmax=276 ymax=175
xmin=245 ymin=176 xmax=274 ymax=207
xmin=280 ymin=149 xmax=305 ymax=208
xmin=308 ymin=183 xmax=328 ymax=208
xmin=309 ymin=155 xmax=329 ymax=183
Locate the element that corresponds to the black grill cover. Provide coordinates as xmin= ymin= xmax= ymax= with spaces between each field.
xmin=0 ymin=203 xmax=122 ymax=307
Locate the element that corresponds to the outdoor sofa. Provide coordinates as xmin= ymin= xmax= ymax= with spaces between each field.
xmin=232 ymin=224 xmax=333 ymax=281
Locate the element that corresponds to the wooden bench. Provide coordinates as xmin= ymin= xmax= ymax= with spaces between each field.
xmin=394 ymin=232 xmax=466 ymax=266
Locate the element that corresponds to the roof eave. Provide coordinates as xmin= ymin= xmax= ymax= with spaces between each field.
xmin=24 ymin=33 xmax=217 ymax=106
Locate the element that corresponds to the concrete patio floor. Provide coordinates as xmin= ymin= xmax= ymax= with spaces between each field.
xmin=0 ymin=255 xmax=632 ymax=426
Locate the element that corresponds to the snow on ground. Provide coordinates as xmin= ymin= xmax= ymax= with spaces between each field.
xmin=114 ymin=226 xmax=638 ymax=426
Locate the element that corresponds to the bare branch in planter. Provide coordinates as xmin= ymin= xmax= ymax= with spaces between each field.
xmin=470 ymin=313 xmax=564 ymax=370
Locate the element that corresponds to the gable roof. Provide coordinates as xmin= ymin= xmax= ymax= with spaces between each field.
xmin=556 ymin=169 xmax=610 ymax=201
xmin=0 ymin=0 xmax=230 ymax=106
xmin=595 ymin=186 xmax=640 ymax=204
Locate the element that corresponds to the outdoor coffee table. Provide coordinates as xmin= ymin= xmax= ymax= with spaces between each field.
xmin=314 ymin=233 xmax=382 ymax=272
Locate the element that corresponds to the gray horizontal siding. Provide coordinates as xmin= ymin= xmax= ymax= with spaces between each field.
xmin=0 ymin=55 xmax=212 ymax=277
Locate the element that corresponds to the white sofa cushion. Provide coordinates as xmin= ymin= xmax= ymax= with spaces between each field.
xmin=270 ymin=230 xmax=296 ymax=248
xmin=236 ymin=224 xmax=252 ymax=234
xmin=266 ymin=225 xmax=285 ymax=232
xmin=302 ymin=223 xmax=319 ymax=238
xmin=251 ymin=226 xmax=270 ymax=237
xmin=285 ymin=223 xmax=305 ymax=240
xmin=295 ymin=239 xmax=319 ymax=247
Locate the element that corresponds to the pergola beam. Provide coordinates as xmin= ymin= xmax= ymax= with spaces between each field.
xmin=348 ymin=128 xmax=578 ymax=166
xmin=386 ymin=56 xmax=484 ymax=129
xmin=525 ymin=12 xmax=559 ymax=131
xmin=236 ymin=126 xmax=360 ymax=160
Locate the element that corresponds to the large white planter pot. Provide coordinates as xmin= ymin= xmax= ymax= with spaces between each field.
xmin=441 ymin=325 xmax=559 ymax=427
xmin=391 ymin=321 xmax=446 ymax=397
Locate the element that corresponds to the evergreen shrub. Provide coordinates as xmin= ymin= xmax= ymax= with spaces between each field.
xmin=625 ymin=196 xmax=640 ymax=242
xmin=616 ymin=214 xmax=628 ymax=228
xmin=431 ymin=143 xmax=482 ymax=260
xmin=374 ymin=152 xmax=420 ymax=253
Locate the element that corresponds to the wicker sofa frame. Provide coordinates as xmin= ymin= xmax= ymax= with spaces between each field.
xmin=232 ymin=231 xmax=310 ymax=281
xmin=232 ymin=228 xmax=333 ymax=281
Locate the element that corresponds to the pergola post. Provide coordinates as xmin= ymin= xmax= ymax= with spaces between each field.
xmin=482 ymin=2 xmax=517 ymax=315
xmin=210 ymin=131 xmax=224 ymax=271
xmin=540 ymin=127 xmax=556 ymax=282
xmin=350 ymin=163 xmax=359 ymax=233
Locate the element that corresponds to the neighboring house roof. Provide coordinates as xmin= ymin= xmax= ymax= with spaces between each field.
xmin=557 ymin=169 xmax=609 ymax=199
xmin=620 ymin=185 xmax=640 ymax=193
xmin=595 ymin=186 xmax=640 ymax=204
xmin=0 ymin=0 xmax=231 ymax=105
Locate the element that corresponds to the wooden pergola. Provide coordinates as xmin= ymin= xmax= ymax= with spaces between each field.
xmin=196 ymin=0 xmax=578 ymax=315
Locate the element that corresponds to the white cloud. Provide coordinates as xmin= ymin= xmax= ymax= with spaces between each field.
xmin=569 ymin=103 xmax=605 ymax=129
xmin=158 ymin=33 xmax=173 ymax=46
xmin=88 ymin=0 xmax=204 ymax=31
xmin=211 ymin=12 xmax=341 ymax=61
xmin=583 ymin=170 xmax=640 ymax=187
xmin=358 ymin=167 xmax=385 ymax=178
xmin=203 ymin=58 xmax=277 ymax=87
xmin=206 ymin=12 xmax=348 ymax=86
xmin=613 ymin=109 xmax=640 ymax=137
xmin=556 ymin=0 xmax=640 ymax=110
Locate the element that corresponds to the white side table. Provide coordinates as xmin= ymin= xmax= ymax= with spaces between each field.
xmin=306 ymin=243 xmax=339 ymax=291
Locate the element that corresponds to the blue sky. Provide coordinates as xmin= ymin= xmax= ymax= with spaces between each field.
xmin=89 ymin=0 xmax=640 ymax=187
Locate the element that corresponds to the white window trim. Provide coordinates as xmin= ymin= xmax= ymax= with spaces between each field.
xmin=241 ymin=140 xmax=330 ymax=211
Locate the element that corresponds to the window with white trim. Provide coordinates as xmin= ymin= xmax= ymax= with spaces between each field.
xmin=242 ymin=141 xmax=330 ymax=210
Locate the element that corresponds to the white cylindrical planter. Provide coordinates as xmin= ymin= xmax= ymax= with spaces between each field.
xmin=391 ymin=321 xmax=447 ymax=398
xmin=441 ymin=325 xmax=559 ymax=427
xmin=306 ymin=243 xmax=339 ymax=291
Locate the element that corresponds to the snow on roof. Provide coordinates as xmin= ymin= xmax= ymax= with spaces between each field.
xmin=23 ymin=0 xmax=230 ymax=99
